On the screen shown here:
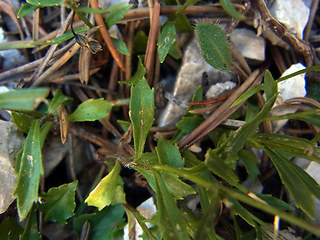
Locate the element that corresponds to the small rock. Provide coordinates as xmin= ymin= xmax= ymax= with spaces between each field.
xmin=272 ymin=63 xmax=306 ymax=131
xmin=269 ymin=0 xmax=310 ymax=39
xmin=230 ymin=28 xmax=265 ymax=62
xmin=158 ymin=37 xmax=235 ymax=127
xmin=0 ymin=120 xmax=25 ymax=214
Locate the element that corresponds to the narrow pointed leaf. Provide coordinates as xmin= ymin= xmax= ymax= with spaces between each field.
xmin=264 ymin=148 xmax=320 ymax=219
xmin=129 ymin=77 xmax=154 ymax=159
xmin=39 ymin=181 xmax=78 ymax=224
xmin=73 ymin=204 xmax=125 ymax=240
xmin=156 ymin=137 xmax=184 ymax=167
xmin=220 ymin=0 xmax=246 ymax=20
xmin=17 ymin=3 xmax=39 ymax=18
xmin=85 ymin=161 xmax=121 ymax=210
xmin=26 ymin=0 xmax=62 ymax=6
xmin=264 ymin=70 xmax=278 ymax=101
xmin=196 ymin=23 xmax=231 ymax=72
xmin=0 ymin=88 xmax=49 ymax=111
xmin=68 ymin=98 xmax=113 ymax=122
xmin=48 ymin=89 xmax=72 ymax=115
xmin=158 ymin=22 xmax=176 ymax=63
xmin=20 ymin=206 xmax=41 ymax=240
xmin=13 ymin=119 xmax=42 ymax=221
xmin=154 ymin=172 xmax=191 ymax=240
xmin=105 ymin=3 xmax=132 ymax=28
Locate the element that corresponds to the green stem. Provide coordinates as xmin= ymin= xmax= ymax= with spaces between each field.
xmin=150 ymin=164 xmax=320 ymax=235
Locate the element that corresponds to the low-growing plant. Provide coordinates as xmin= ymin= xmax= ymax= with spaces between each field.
xmin=0 ymin=0 xmax=320 ymax=239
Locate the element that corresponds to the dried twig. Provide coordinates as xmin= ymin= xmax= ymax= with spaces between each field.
xmin=178 ymin=69 xmax=263 ymax=151
xmin=89 ymin=0 xmax=126 ymax=72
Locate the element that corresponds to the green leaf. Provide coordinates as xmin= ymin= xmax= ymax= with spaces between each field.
xmin=176 ymin=116 xmax=203 ymax=134
xmin=0 ymin=88 xmax=49 ymax=111
xmin=254 ymin=193 xmax=294 ymax=211
xmin=119 ymin=56 xmax=146 ymax=86
xmin=250 ymin=133 xmax=320 ymax=163
xmin=156 ymin=137 xmax=184 ymax=167
xmin=226 ymin=93 xmax=277 ymax=156
xmin=231 ymin=84 xmax=264 ymax=108
xmin=175 ymin=0 xmax=200 ymax=15
xmin=195 ymin=190 xmax=220 ymax=239
xmin=205 ymin=148 xmax=241 ymax=189
xmin=39 ymin=181 xmax=78 ymax=224
xmin=220 ymin=0 xmax=246 ymax=20
xmin=85 ymin=161 xmax=122 ymax=210
xmin=0 ymin=216 xmax=23 ymax=240
xmin=73 ymin=204 xmax=125 ymax=240
xmin=264 ymin=148 xmax=320 ymax=219
xmin=105 ymin=3 xmax=132 ymax=28
xmin=154 ymin=172 xmax=191 ymax=240
xmin=17 ymin=3 xmax=39 ymax=18
xmin=117 ymin=120 xmax=131 ymax=132
xmin=48 ymin=89 xmax=72 ymax=115
xmin=13 ymin=119 xmax=43 ymax=221
xmin=277 ymin=65 xmax=320 ymax=83
xmin=158 ymin=22 xmax=176 ymax=63
xmin=31 ymin=26 xmax=89 ymax=46
xmin=238 ymin=150 xmax=259 ymax=181
xmin=111 ymin=38 xmax=130 ymax=56
xmin=196 ymin=23 xmax=231 ymax=72
xmin=264 ymin=70 xmax=278 ymax=101
xmin=129 ymin=77 xmax=154 ymax=159
xmin=11 ymin=112 xmax=33 ymax=133
xmin=20 ymin=206 xmax=41 ymax=240
xmin=134 ymin=164 xmax=195 ymax=200
xmin=68 ymin=98 xmax=113 ymax=122
xmin=26 ymin=0 xmax=62 ymax=7
xmin=133 ymin=31 xmax=148 ymax=54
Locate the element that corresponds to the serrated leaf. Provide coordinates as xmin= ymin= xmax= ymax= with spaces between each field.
xmin=129 ymin=77 xmax=154 ymax=159
xmin=264 ymin=148 xmax=320 ymax=219
xmin=196 ymin=23 xmax=231 ymax=72
xmin=73 ymin=204 xmax=125 ymax=240
xmin=156 ymin=137 xmax=184 ymax=167
xmin=13 ymin=119 xmax=42 ymax=221
xmin=105 ymin=3 xmax=132 ymax=28
xmin=0 ymin=88 xmax=49 ymax=111
xmin=68 ymin=98 xmax=113 ymax=122
xmin=17 ymin=3 xmax=39 ymax=18
xmin=39 ymin=181 xmax=78 ymax=224
xmin=158 ymin=22 xmax=176 ymax=63
xmin=220 ymin=0 xmax=246 ymax=20
xmin=85 ymin=161 xmax=121 ymax=210
xmin=154 ymin=172 xmax=191 ymax=240
xmin=11 ymin=112 xmax=33 ymax=133
xmin=264 ymin=70 xmax=278 ymax=101
xmin=48 ymin=89 xmax=72 ymax=115
xmin=111 ymin=38 xmax=130 ymax=56
xmin=26 ymin=0 xmax=62 ymax=6
xmin=20 ymin=206 xmax=41 ymax=240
